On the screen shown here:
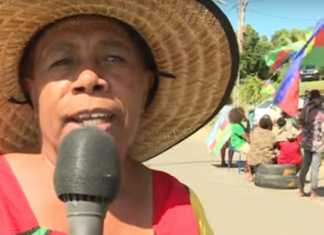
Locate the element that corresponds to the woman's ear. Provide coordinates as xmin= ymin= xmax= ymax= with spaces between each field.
xmin=22 ymin=78 xmax=37 ymax=110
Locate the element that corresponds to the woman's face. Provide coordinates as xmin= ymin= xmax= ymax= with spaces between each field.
xmin=23 ymin=15 xmax=153 ymax=159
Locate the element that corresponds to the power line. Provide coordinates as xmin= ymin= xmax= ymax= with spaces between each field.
xmin=226 ymin=0 xmax=264 ymax=14
xmin=226 ymin=4 xmax=237 ymax=13
xmin=247 ymin=9 xmax=318 ymax=22
xmin=224 ymin=0 xmax=318 ymax=22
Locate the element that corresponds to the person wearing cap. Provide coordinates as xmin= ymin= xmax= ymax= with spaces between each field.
xmin=0 ymin=0 xmax=239 ymax=234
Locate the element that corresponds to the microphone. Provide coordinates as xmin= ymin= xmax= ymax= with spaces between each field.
xmin=53 ymin=126 xmax=120 ymax=235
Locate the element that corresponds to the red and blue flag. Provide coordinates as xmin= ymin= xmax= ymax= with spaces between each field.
xmin=275 ymin=17 xmax=324 ymax=117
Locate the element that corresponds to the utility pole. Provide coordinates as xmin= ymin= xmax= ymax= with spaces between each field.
xmin=234 ymin=0 xmax=249 ymax=107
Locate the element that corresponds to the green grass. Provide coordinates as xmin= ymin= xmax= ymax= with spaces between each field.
xmin=300 ymin=80 xmax=324 ymax=95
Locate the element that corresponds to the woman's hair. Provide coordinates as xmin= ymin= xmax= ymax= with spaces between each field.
xmin=300 ymin=97 xmax=323 ymax=126
xmin=309 ymin=89 xmax=321 ymax=102
xmin=277 ymin=117 xmax=287 ymax=128
xmin=228 ymin=107 xmax=245 ymax=124
xmin=259 ymin=115 xmax=273 ymax=130
xmin=281 ymin=112 xmax=290 ymax=118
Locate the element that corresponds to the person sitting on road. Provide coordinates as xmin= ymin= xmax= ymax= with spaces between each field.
xmin=248 ymin=115 xmax=277 ymax=180
xmin=282 ymin=111 xmax=300 ymax=130
xmin=229 ymin=107 xmax=250 ymax=176
xmin=276 ymin=117 xmax=302 ymax=170
xmin=229 ymin=107 xmax=250 ymax=154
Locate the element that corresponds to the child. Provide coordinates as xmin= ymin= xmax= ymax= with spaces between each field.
xmin=276 ymin=117 xmax=302 ymax=169
xmin=229 ymin=107 xmax=250 ymax=153
xmin=248 ymin=115 xmax=277 ymax=179
xmin=229 ymin=107 xmax=251 ymax=177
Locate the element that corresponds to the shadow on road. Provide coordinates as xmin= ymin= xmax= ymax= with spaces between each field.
xmin=147 ymin=160 xmax=216 ymax=167
xmin=212 ymin=161 xmax=247 ymax=169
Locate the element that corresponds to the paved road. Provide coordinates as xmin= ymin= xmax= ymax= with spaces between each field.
xmin=145 ymin=129 xmax=324 ymax=235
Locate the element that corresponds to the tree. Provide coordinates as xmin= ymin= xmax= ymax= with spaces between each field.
xmin=240 ymin=75 xmax=269 ymax=105
xmin=240 ymin=24 xmax=271 ymax=80
xmin=270 ymin=29 xmax=291 ymax=48
xmin=238 ymin=26 xmax=314 ymax=106
xmin=270 ymin=28 xmax=312 ymax=48
xmin=268 ymin=28 xmax=314 ymax=83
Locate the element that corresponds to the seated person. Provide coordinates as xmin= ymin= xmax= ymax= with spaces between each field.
xmin=248 ymin=115 xmax=277 ymax=180
xmin=229 ymin=107 xmax=251 ymax=178
xmin=276 ymin=117 xmax=302 ymax=170
xmin=229 ymin=107 xmax=250 ymax=156
xmin=282 ymin=111 xmax=301 ymax=130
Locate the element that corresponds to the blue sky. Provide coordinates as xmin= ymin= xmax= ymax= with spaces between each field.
xmin=216 ymin=0 xmax=324 ymax=39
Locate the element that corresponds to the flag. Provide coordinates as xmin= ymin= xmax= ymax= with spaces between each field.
xmin=260 ymin=79 xmax=276 ymax=95
xmin=264 ymin=42 xmax=304 ymax=73
xmin=302 ymin=19 xmax=324 ymax=67
xmin=275 ymin=17 xmax=324 ymax=117
xmin=206 ymin=106 xmax=232 ymax=156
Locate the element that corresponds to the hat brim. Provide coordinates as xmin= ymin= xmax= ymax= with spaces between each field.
xmin=0 ymin=0 xmax=239 ymax=161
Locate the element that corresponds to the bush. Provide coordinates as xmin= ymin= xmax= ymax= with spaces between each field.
xmin=239 ymin=75 xmax=271 ymax=106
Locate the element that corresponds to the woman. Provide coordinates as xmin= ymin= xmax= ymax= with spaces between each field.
xmin=248 ymin=115 xmax=277 ymax=178
xmin=276 ymin=117 xmax=302 ymax=169
xmin=0 ymin=0 xmax=239 ymax=234
xmin=299 ymin=96 xmax=324 ymax=199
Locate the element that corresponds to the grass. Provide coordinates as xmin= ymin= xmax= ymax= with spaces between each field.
xmin=300 ymin=80 xmax=324 ymax=95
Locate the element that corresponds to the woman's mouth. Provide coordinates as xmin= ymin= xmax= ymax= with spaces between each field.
xmin=66 ymin=112 xmax=115 ymax=129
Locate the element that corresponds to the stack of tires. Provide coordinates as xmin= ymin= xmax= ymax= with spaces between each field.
xmin=254 ymin=164 xmax=298 ymax=189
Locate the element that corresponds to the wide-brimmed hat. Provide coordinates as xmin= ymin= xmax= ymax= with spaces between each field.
xmin=0 ymin=0 xmax=238 ymax=162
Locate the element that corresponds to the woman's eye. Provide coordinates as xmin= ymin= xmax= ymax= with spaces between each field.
xmin=52 ymin=58 xmax=71 ymax=66
xmin=105 ymin=55 xmax=125 ymax=62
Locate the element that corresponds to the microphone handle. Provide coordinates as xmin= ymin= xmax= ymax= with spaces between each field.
xmin=65 ymin=200 xmax=108 ymax=235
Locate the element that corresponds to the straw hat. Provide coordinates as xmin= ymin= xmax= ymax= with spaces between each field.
xmin=0 ymin=0 xmax=239 ymax=161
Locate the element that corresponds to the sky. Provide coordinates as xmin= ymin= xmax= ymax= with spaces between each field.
xmin=217 ymin=0 xmax=324 ymax=39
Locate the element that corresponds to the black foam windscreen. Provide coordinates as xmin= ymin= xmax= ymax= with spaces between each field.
xmin=54 ymin=126 xmax=120 ymax=203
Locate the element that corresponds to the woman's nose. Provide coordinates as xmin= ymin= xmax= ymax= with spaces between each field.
xmin=71 ymin=70 xmax=108 ymax=94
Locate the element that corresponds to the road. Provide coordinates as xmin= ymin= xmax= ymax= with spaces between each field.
xmin=145 ymin=128 xmax=324 ymax=235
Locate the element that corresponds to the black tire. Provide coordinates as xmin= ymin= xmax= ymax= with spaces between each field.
xmin=257 ymin=164 xmax=297 ymax=176
xmin=254 ymin=173 xmax=298 ymax=190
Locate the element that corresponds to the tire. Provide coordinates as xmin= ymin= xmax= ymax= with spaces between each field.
xmin=257 ymin=164 xmax=297 ymax=176
xmin=254 ymin=173 xmax=298 ymax=190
